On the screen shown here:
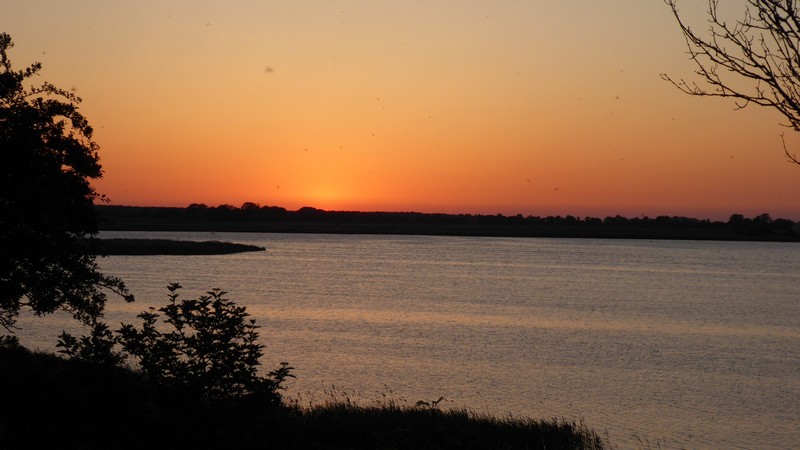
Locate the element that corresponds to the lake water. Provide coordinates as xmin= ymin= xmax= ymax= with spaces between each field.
xmin=15 ymin=231 xmax=800 ymax=449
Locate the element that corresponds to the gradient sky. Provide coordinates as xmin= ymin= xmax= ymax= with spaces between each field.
xmin=4 ymin=1 xmax=798 ymax=219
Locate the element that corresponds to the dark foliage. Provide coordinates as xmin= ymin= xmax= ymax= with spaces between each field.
xmin=0 ymin=344 xmax=158 ymax=450
xmin=274 ymin=401 xmax=607 ymax=450
xmin=56 ymin=321 xmax=124 ymax=367
xmin=97 ymin=204 xmax=799 ymax=241
xmin=0 ymin=33 xmax=131 ymax=332
xmin=116 ymin=284 xmax=293 ymax=404
xmin=0 ymin=344 xmax=281 ymax=450
xmin=0 ymin=344 xmax=607 ymax=450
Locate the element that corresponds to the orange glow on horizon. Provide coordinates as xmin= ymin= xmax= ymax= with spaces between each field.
xmin=7 ymin=1 xmax=798 ymax=221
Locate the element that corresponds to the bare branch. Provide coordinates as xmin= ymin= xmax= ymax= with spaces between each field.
xmin=664 ymin=0 xmax=800 ymax=165
xmin=781 ymin=133 xmax=800 ymax=164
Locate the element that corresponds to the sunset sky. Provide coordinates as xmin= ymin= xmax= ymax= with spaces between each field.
xmin=4 ymin=1 xmax=799 ymax=219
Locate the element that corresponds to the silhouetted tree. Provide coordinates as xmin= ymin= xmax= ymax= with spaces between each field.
xmin=754 ymin=212 xmax=773 ymax=224
xmin=663 ymin=0 xmax=800 ymax=165
xmin=0 ymin=33 xmax=131 ymax=331
xmin=728 ymin=213 xmax=746 ymax=226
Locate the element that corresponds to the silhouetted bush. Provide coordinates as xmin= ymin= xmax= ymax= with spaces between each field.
xmin=56 ymin=321 xmax=124 ymax=367
xmin=57 ymin=284 xmax=293 ymax=406
xmin=117 ymin=283 xmax=293 ymax=404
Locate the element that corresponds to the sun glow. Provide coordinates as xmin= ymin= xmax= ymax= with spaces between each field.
xmin=301 ymin=185 xmax=351 ymax=210
xmin=6 ymin=1 xmax=798 ymax=219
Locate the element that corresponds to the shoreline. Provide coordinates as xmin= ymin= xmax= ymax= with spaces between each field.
xmin=88 ymin=238 xmax=266 ymax=255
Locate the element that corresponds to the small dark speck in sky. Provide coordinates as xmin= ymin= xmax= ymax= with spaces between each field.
xmin=265 ymin=67 xmax=274 ymax=73
xmin=554 ymin=187 xmax=560 ymax=192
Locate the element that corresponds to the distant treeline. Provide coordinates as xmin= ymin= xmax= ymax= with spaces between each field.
xmin=96 ymin=204 xmax=800 ymax=242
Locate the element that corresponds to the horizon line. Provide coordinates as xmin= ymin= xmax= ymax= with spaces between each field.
xmin=95 ymin=203 xmax=795 ymax=223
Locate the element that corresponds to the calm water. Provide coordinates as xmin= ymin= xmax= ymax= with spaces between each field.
xmin=16 ymin=232 xmax=800 ymax=449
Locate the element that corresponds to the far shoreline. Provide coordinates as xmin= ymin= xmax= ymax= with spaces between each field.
xmin=96 ymin=205 xmax=800 ymax=243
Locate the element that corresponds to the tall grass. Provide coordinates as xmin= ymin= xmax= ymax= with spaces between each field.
xmin=277 ymin=385 xmax=608 ymax=449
